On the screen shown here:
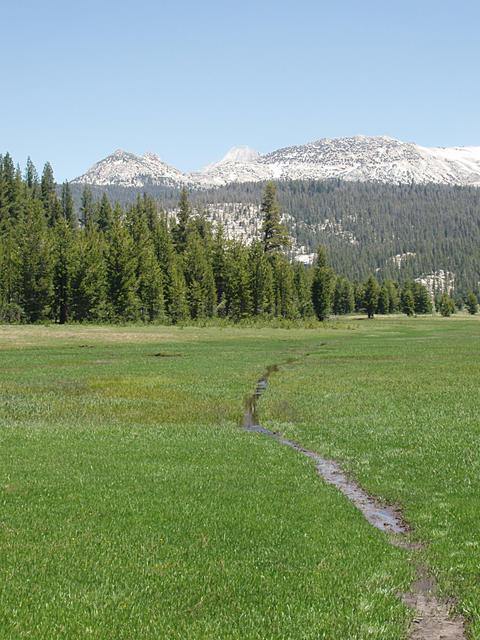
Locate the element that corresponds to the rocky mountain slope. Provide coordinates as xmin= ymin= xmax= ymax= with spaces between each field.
xmin=73 ymin=136 xmax=480 ymax=188
xmin=74 ymin=149 xmax=193 ymax=188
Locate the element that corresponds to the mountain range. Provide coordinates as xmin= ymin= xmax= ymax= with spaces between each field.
xmin=73 ymin=135 xmax=480 ymax=189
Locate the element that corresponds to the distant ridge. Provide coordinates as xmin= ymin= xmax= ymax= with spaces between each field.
xmin=73 ymin=136 xmax=480 ymax=189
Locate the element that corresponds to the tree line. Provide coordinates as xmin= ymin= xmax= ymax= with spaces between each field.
xmin=0 ymin=153 xmax=477 ymax=324
xmin=69 ymin=177 xmax=480 ymax=298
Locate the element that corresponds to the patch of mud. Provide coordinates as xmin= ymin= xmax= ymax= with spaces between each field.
xmin=243 ymin=365 xmax=466 ymax=640
xmin=152 ymin=352 xmax=183 ymax=358
xmin=402 ymin=567 xmax=465 ymax=640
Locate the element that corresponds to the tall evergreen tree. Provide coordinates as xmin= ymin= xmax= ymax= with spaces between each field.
xmin=385 ymin=280 xmax=400 ymax=313
xmin=80 ymin=186 xmax=95 ymax=228
xmin=25 ymin=157 xmax=38 ymax=192
xmin=61 ymin=181 xmax=76 ymax=228
xmin=293 ymin=262 xmax=314 ymax=318
xmin=212 ymin=224 xmax=228 ymax=312
xmin=52 ymin=218 xmax=75 ymax=323
xmin=183 ymin=230 xmax=216 ymax=319
xmin=105 ymin=213 xmax=139 ymax=320
xmin=224 ymin=242 xmax=252 ymax=321
xmin=40 ymin=162 xmax=60 ymax=224
xmin=377 ymin=284 xmax=390 ymax=315
xmin=172 ymin=188 xmax=191 ymax=253
xmin=96 ymin=193 xmax=113 ymax=232
xmin=261 ymin=182 xmax=289 ymax=253
xmin=0 ymin=219 xmax=21 ymax=308
xmin=466 ymin=292 xmax=478 ymax=315
xmin=401 ymin=286 xmax=415 ymax=316
xmin=71 ymin=224 xmax=107 ymax=321
xmin=354 ymin=282 xmax=365 ymax=312
xmin=248 ymin=240 xmax=274 ymax=317
xmin=19 ymin=200 xmax=53 ymax=321
xmin=271 ymin=253 xmax=296 ymax=318
xmin=439 ymin=292 xmax=455 ymax=317
xmin=0 ymin=153 xmax=18 ymax=222
xmin=412 ymin=281 xmax=432 ymax=314
xmin=363 ymin=275 xmax=380 ymax=319
xmin=168 ymin=257 xmax=189 ymax=323
xmin=311 ymin=246 xmax=335 ymax=321
xmin=130 ymin=209 xmax=164 ymax=321
xmin=149 ymin=212 xmax=177 ymax=317
xmin=333 ymin=276 xmax=354 ymax=315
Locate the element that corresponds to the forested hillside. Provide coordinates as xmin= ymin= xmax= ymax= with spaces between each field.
xmin=68 ymin=179 xmax=480 ymax=294
xmin=2 ymin=153 xmax=465 ymax=324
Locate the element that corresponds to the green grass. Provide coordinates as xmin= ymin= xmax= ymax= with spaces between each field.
xmin=0 ymin=324 xmax=413 ymax=639
xmin=1 ymin=318 xmax=479 ymax=638
xmin=261 ymin=316 xmax=480 ymax=638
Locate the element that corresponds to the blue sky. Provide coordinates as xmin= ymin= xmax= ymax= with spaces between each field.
xmin=1 ymin=0 xmax=479 ymax=181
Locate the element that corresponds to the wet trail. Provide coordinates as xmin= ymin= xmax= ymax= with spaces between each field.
xmin=243 ymin=365 xmax=466 ymax=640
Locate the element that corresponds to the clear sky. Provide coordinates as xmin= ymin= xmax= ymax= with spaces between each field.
xmin=1 ymin=0 xmax=479 ymax=181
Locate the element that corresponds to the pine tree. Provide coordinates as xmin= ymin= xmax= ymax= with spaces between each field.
xmin=172 ymin=188 xmax=191 ymax=253
xmin=439 ymin=292 xmax=455 ymax=317
xmin=168 ymin=257 xmax=189 ymax=323
xmin=377 ymin=284 xmax=390 ymax=314
xmin=249 ymin=240 xmax=274 ymax=316
xmin=311 ymin=246 xmax=334 ymax=321
xmin=97 ymin=193 xmax=113 ymax=232
xmin=80 ymin=186 xmax=95 ymax=228
xmin=52 ymin=218 xmax=75 ymax=323
xmin=61 ymin=181 xmax=76 ymax=228
xmin=150 ymin=212 xmax=177 ymax=317
xmin=271 ymin=253 xmax=296 ymax=318
xmin=466 ymin=292 xmax=478 ymax=315
xmin=363 ymin=275 xmax=380 ymax=318
xmin=71 ymin=224 xmax=107 ymax=321
xmin=0 ymin=219 xmax=22 ymax=310
xmin=19 ymin=200 xmax=53 ymax=321
xmin=212 ymin=224 xmax=227 ymax=309
xmin=385 ymin=280 xmax=400 ymax=313
xmin=333 ymin=276 xmax=354 ymax=315
xmin=130 ymin=210 xmax=164 ymax=322
xmin=105 ymin=213 xmax=139 ymax=320
xmin=25 ymin=157 xmax=39 ymax=193
xmin=261 ymin=182 xmax=289 ymax=253
xmin=224 ymin=242 xmax=252 ymax=321
xmin=40 ymin=162 xmax=60 ymax=225
xmin=40 ymin=162 xmax=55 ymax=202
xmin=401 ymin=286 xmax=415 ymax=316
xmin=413 ymin=282 xmax=432 ymax=314
xmin=354 ymin=282 xmax=365 ymax=312
xmin=293 ymin=262 xmax=314 ymax=318
xmin=183 ymin=231 xmax=216 ymax=319
xmin=0 ymin=153 xmax=18 ymax=222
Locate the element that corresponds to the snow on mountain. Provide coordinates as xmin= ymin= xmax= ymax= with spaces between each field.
xmin=72 ymin=137 xmax=480 ymax=189
xmin=206 ymin=145 xmax=260 ymax=167
xmin=190 ymin=146 xmax=266 ymax=187
xmin=73 ymin=149 xmax=192 ymax=188
xmin=418 ymin=144 xmax=480 ymax=186
xmin=196 ymin=136 xmax=480 ymax=187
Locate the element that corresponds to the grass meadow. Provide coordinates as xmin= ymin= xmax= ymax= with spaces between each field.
xmin=0 ymin=317 xmax=479 ymax=638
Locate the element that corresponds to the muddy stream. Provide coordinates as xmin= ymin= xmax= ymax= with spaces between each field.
xmin=243 ymin=364 xmax=466 ymax=640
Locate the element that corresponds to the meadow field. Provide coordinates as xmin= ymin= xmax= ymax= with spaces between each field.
xmin=0 ymin=317 xmax=478 ymax=639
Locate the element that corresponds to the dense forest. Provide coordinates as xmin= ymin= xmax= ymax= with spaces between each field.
xmin=0 ymin=153 xmax=477 ymax=324
xmin=69 ymin=178 xmax=480 ymax=295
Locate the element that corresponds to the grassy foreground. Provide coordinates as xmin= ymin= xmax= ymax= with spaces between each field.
xmin=261 ymin=316 xmax=480 ymax=638
xmin=0 ymin=318 xmax=478 ymax=638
